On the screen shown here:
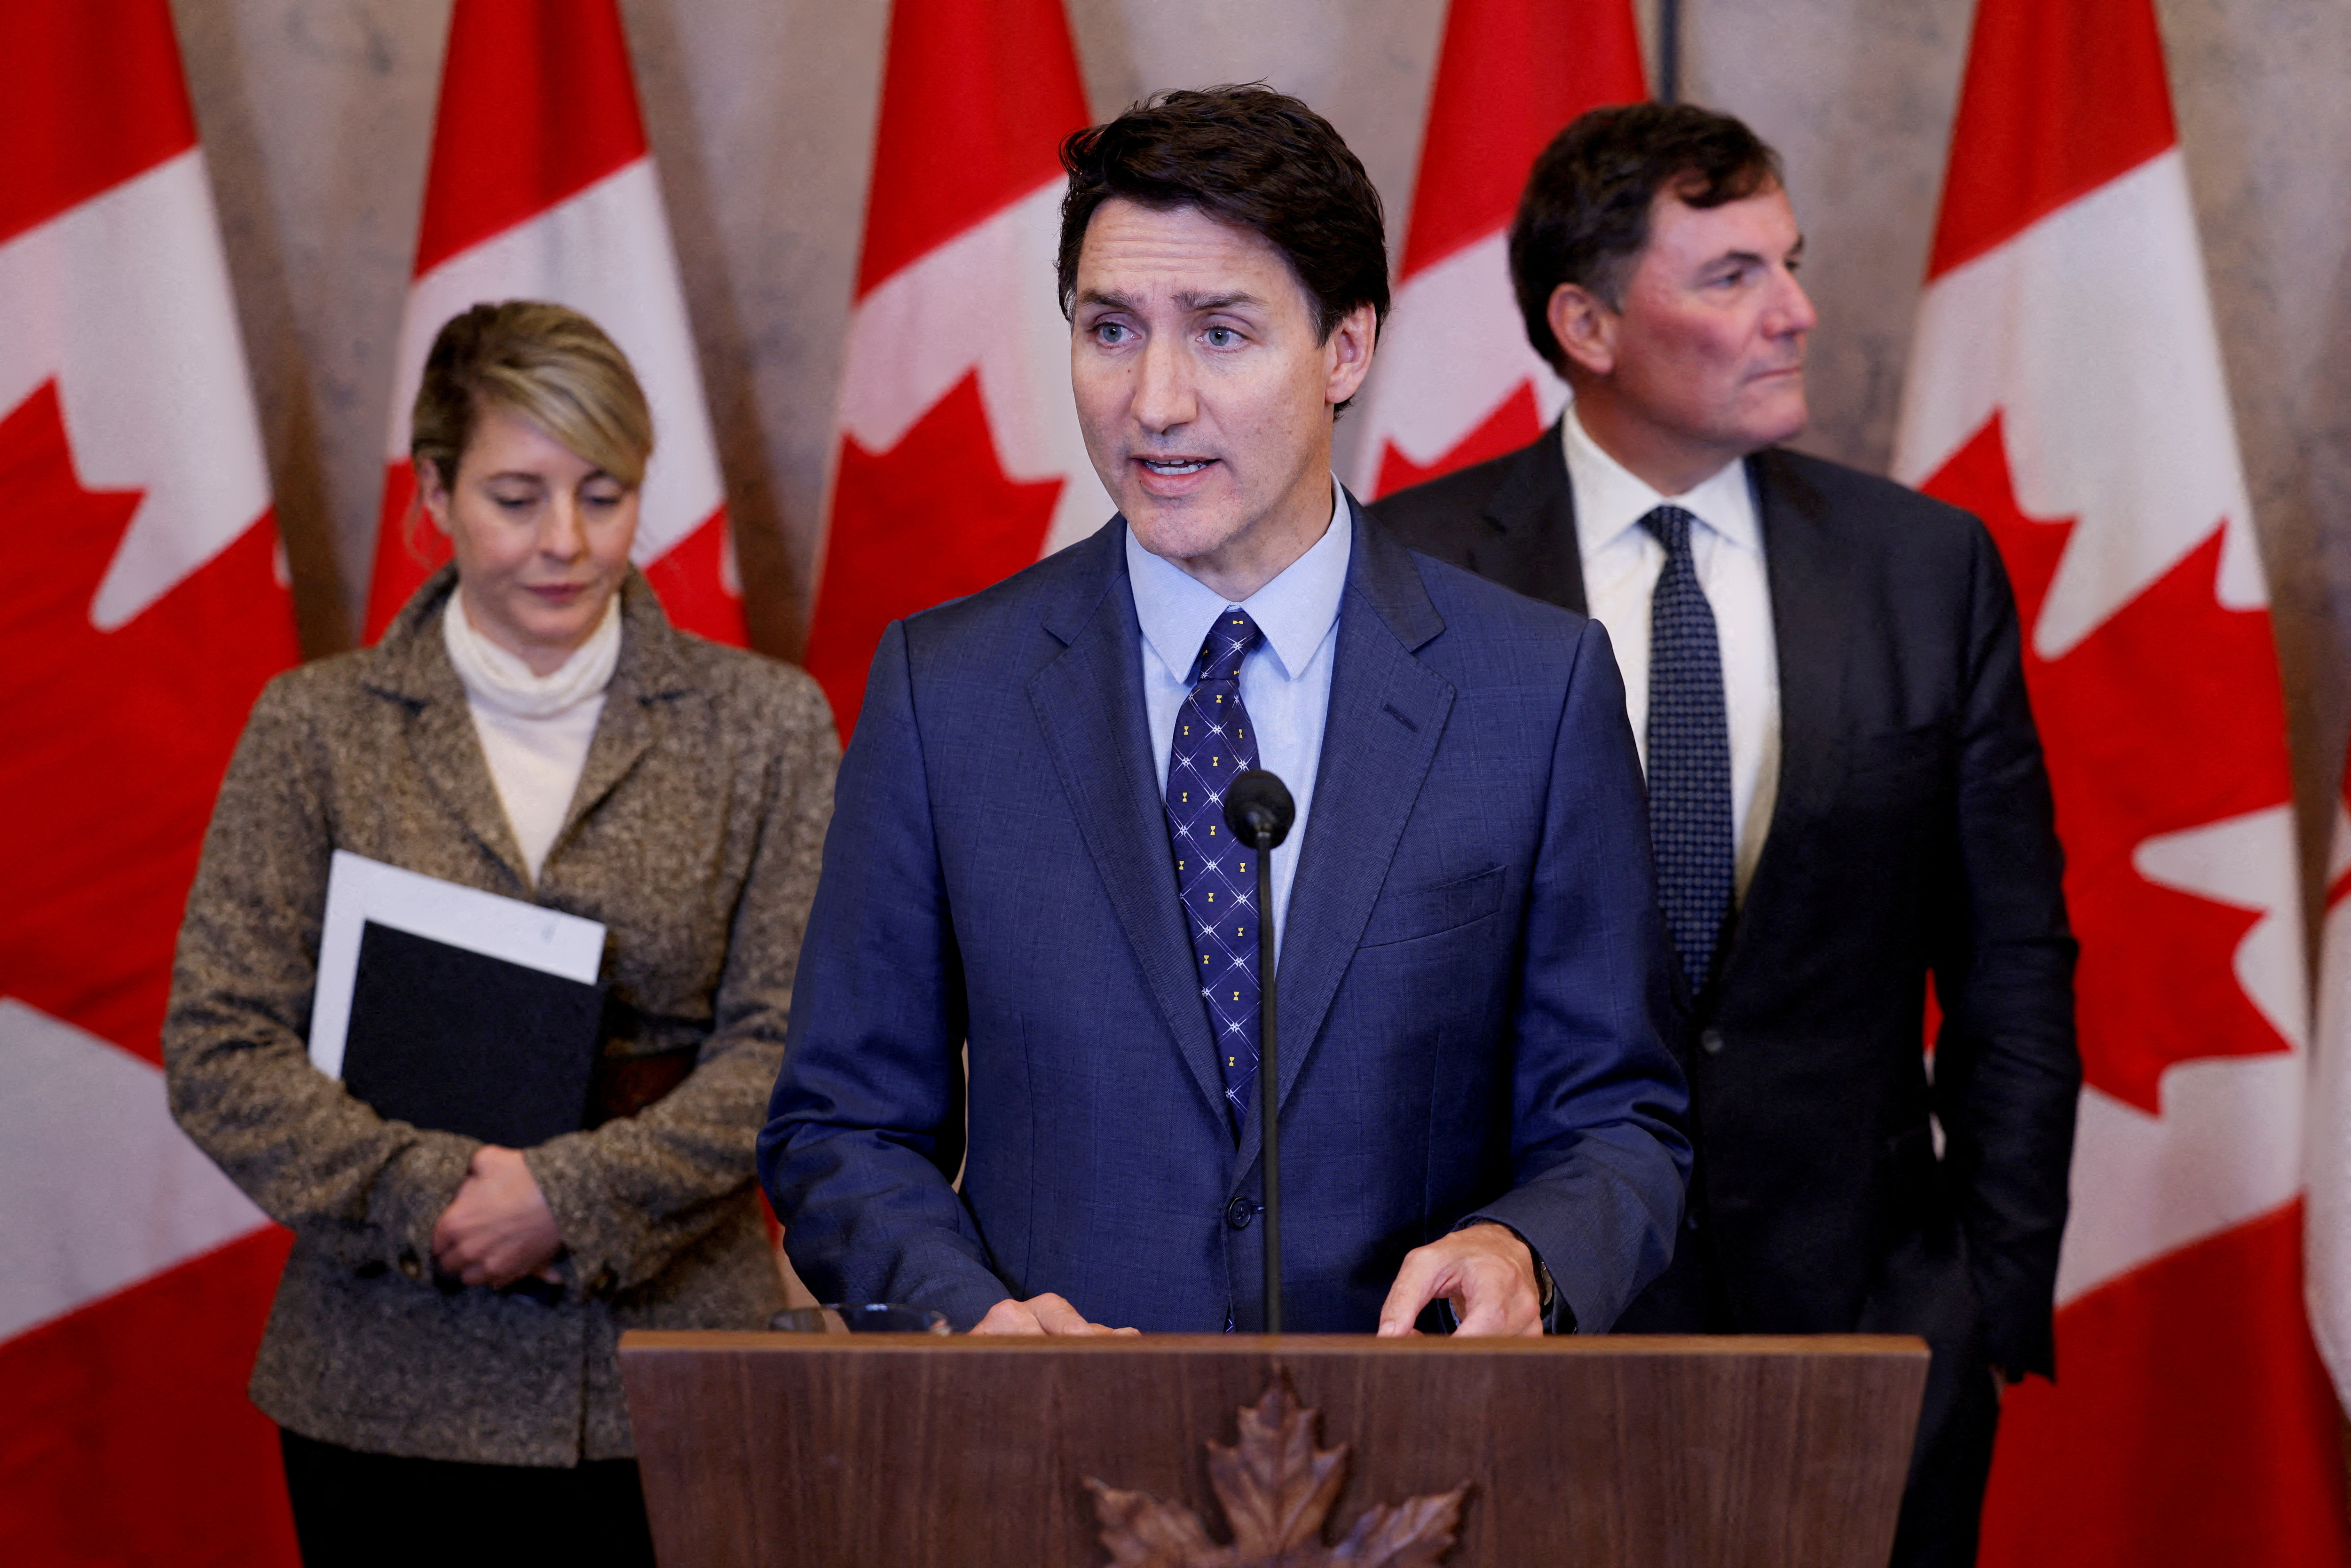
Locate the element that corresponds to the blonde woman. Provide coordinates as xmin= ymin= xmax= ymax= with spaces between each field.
xmin=165 ymin=301 xmax=834 ymax=1566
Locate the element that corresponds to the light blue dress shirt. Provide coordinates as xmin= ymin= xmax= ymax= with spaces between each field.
xmin=1125 ymin=482 xmax=1350 ymax=963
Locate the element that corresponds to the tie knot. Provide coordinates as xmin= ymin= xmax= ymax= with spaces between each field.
xmin=1189 ymin=607 xmax=1263 ymax=686
xmin=1641 ymin=504 xmax=1697 ymax=559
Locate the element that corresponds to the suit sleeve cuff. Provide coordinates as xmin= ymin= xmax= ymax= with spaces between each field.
xmin=1451 ymin=1216 xmax=1577 ymax=1334
xmin=365 ymin=1134 xmax=477 ymax=1281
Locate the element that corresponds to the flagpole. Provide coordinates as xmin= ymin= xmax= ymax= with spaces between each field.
xmin=1655 ymin=0 xmax=1679 ymax=102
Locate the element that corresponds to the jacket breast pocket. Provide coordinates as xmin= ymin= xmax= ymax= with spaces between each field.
xmin=1357 ymin=866 xmax=1506 ymax=949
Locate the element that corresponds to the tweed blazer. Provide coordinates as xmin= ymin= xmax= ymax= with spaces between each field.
xmin=164 ymin=568 xmax=835 ymax=1465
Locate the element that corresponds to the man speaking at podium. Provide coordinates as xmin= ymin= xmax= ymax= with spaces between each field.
xmin=761 ymin=86 xmax=1689 ymax=1339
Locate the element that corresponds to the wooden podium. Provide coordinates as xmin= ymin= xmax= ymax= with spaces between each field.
xmin=620 ymin=1332 xmax=1927 ymax=1566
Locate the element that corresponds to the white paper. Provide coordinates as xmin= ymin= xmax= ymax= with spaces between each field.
xmin=308 ymin=850 xmax=607 ymax=1079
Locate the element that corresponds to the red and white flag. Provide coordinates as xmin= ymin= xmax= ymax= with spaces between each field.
xmin=2315 ymin=753 xmax=2351 ymax=1406
xmin=799 ymin=0 xmax=1101 ymax=736
xmin=1893 ymin=0 xmax=2350 ymax=1559
xmin=0 ymin=4 xmax=300 ymax=1562
xmin=363 ymin=0 xmax=744 ymax=646
xmin=1348 ymin=0 xmax=1645 ymax=499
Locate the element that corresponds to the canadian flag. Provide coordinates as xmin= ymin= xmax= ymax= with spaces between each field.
xmin=1893 ymin=0 xmax=2351 ymax=1559
xmin=1347 ymin=0 xmax=1645 ymax=499
xmin=2312 ymin=751 xmax=2351 ymax=1413
xmin=362 ymin=0 xmax=745 ymax=646
xmin=799 ymin=0 xmax=1103 ymax=737
xmin=0 ymin=4 xmax=300 ymax=1563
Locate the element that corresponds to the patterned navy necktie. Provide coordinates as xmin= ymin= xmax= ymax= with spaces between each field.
xmin=1166 ymin=607 xmax=1265 ymax=1123
xmin=1641 ymin=505 xmax=1735 ymax=992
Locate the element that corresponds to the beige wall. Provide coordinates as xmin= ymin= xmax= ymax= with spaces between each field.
xmin=174 ymin=0 xmax=2351 ymax=918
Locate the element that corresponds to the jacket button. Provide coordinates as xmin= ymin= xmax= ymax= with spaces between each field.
xmin=1225 ymin=1198 xmax=1256 ymax=1230
xmin=1699 ymin=1028 xmax=1725 ymax=1056
xmin=398 ymin=1250 xmax=423 ymax=1280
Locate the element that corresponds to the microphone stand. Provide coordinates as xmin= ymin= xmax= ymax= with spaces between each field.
xmin=1252 ymin=821 xmax=1280 ymax=1336
xmin=1226 ymin=769 xmax=1294 ymax=1336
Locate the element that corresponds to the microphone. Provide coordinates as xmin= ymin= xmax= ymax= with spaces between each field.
xmin=1225 ymin=770 xmax=1295 ymax=850
xmin=1224 ymin=769 xmax=1295 ymax=1333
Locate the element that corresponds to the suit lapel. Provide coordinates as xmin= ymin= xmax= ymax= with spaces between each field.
xmin=401 ymin=695 xmax=530 ymax=890
xmin=371 ymin=570 xmax=688 ymax=895
xmin=1026 ymin=529 xmax=1228 ymax=1119
xmin=550 ymin=578 xmax=686 ymax=862
xmin=368 ymin=572 xmax=531 ymax=891
xmin=1236 ymin=503 xmax=1453 ymax=1173
xmin=1718 ymin=449 xmax=1849 ymax=985
xmin=1475 ymin=420 xmax=1589 ymax=616
xmin=557 ymin=687 xmax=658 ymax=852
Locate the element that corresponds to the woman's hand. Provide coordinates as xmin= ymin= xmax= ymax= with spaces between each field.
xmin=430 ymin=1145 xmax=564 ymax=1288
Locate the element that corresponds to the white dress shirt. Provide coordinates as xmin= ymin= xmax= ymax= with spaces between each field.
xmin=441 ymin=593 xmax=619 ymax=884
xmin=1127 ymin=481 xmax=1350 ymax=961
xmin=1562 ymin=409 xmax=1781 ymax=898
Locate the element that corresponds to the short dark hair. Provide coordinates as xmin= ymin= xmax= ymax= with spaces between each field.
xmin=1056 ymin=83 xmax=1390 ymax=349
xmin=1509 ymin=102 xmax=1783 ymax=374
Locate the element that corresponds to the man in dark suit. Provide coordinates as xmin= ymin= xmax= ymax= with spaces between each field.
xmin=760 ymin=86 xmax=1690 ymax=1341
xmin=1373 ymin=103 xmax=2078 ymax=1565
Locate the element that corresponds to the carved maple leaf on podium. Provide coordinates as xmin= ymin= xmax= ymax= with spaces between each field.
xmin=1084 ymin=1372 xmax=1470 ymax=1567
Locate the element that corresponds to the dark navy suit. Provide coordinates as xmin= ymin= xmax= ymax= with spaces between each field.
xmin=760 ymin=501 xmax=1691 ymax=1333
xmin=1374 ymin=432 xmax=2078 ymax=1566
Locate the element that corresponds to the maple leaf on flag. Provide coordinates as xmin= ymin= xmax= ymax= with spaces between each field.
xmin=0 ymin=382 xmax=296 ymax=1062
xmin=1373 ymin=383 xmax=1547 ymax=501
xmin=1084 ymin=1373 xmax=1470 ymax=1567
xmin=1923 ymin=415 xmax=2292 ymax=1112
xmin=805 ymin=370 xmax=1065 ymax=737
xmin=640 ymin=507 xmax=744 ymax=645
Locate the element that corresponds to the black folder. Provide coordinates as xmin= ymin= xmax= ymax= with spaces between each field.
xmin=339 ymin=919 xmax=605 ymax=1147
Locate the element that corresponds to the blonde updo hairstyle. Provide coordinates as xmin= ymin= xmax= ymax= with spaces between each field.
xmin=410 ymin=300 xmax=655 ymax=494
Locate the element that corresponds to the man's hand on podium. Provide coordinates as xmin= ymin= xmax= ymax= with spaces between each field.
xmin=970 ymin=1292 xmax=1142 ymax=1336
xmin=1375 ymin=1221 xmax=1545 ymax=1337
xmin=431 ymin=1144 xmax=564 ymax=1289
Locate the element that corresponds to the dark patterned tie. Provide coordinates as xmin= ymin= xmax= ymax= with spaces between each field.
xmin=1166 ymin=608 xmax=1265 ymax=1122
xmin=1641 ymin=505 xmax=1735 ymax=991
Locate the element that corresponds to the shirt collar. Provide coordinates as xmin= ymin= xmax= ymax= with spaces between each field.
xmin=1562 ymin=404 xmax=1762 ymax=556
xmin=441 ymin=589 xmax=621 ymax=720
xmin=1126 ymin=477 xmax=1351 ymax=684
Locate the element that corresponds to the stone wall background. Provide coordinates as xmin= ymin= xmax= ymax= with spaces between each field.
xmin=171 ymin=0 xmax=2351 ymax=926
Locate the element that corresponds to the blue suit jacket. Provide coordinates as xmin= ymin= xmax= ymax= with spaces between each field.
xmin=760 ymin=501 xmax=1691 ymax=1333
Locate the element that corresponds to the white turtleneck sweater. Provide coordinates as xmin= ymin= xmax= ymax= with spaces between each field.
xmin=441 ymin=594 xmax=622 ymax=883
